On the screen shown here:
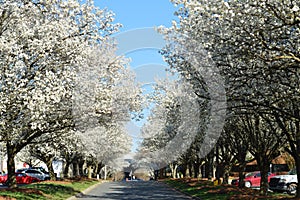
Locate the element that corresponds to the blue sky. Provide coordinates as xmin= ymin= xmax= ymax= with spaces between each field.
xmin=95 ymin=0 xmax=177 ymax=68
xmin=95 ymin=0 xmax=178 ymax=152
xmin=96 ymin=0 xmax=177 ymax=30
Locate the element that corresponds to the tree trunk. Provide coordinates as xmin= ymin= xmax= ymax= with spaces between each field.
xmin=193 ymin=162 xmax=200 ymax=178
xmin=154 ymin=170 xmax=159 ymax=180
xmin=169 ymin=163 xmax=178 ymax=178
xmin=181 ymin=164 xmax=187 ymax=177
xmin=259 ymin=162 xmax=270 ymax=195
xmin=87 ymin=165 xmax=92 ymax=179
xmin=63 ymin=162 xmax=71 ymax=178
xmin=96 ymin=162 xmax=104 ymax=176
xmin=295 ymin=127 xmax=300 ymax=198
xmin=238 ymin=163 xmax=246 ymax=188
xmin=222 ymin=164 xmax=231 ymax=184
xmin=159 ymin=168 xmax=164 ymax=179
xmin=295 ymin=109 xmax=300 ymax=198
xmin=78 ymin=160 xmax=85 ymax=177
xmin=97 ymin=162 xmax=104 ymax=179
xmin=45 ymin=159 xmax=56 ymax=181
xmin=104 ymin=165 xmax=107 ymax=180
xmin=6 ymin=143 xmax=17 ymax=188
xmin=201 ymin=164 xmax=206 ymax=178
xmin=215 ymin=144 xmax=220 ymax=182
xmin=72 ymin=161 xmax=79 ymax=177
xmin=207 ymin=151 xmax=214 ymax=181
xmin=188 ymin=164 xmax=192 ymax=178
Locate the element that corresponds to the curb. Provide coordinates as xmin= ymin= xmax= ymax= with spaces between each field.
xmin=66 ymin=180 xmax=110 ymax=200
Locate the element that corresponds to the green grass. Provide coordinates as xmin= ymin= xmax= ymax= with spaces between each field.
xmin=164 ymin=178 xmax=293 ymax=200
xmin=0 ymin=179 xmax=100 ymax=200
xmin=164 ymin=179 xmax=233 ymax=200
xmin=0 ymin=190 xmax=43 ymax=200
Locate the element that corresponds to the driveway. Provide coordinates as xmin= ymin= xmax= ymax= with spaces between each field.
xmin=69 ymin=181 xmax=194 ymax=200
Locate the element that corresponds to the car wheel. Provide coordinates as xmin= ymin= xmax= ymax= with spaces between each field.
xmin=245 ymin=181 xmax=252 ymax=188
xmin=287 ymin=183 xmax=297 ymax=195
xmin=31 ymin=179 xmax=38 ymax=184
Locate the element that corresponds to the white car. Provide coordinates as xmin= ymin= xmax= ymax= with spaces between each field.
xmin=29 ymin=167 xmax=50 ymax=180
xmin=269 ymin=168 xmax=297 ymax=195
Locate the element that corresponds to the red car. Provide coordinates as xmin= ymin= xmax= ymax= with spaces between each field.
xmin=231 ymin=171 xmax=276 ymax=187
xmin=0 ymin=173 xmax=40 ymax=185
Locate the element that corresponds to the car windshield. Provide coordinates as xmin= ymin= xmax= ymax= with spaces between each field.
xmin=31 ymin=167 xmax=48 ymax=173
xmin=288 ymin=168 xmax=297 ymax=175
xmin=39 ymin=169 xmax=47 ymax=173
xmin=245 ymin=172 xmax=256 ymax=177
xmin=16 ymin=169 xmax=27 ymax=173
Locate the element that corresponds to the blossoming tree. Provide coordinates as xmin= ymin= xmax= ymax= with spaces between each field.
xmin=0 ymin=0 xmax=120 ymax=187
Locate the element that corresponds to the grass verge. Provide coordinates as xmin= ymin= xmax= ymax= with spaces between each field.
xmin=0 ymin=178 xmax=100 ymax=200
xmin=163 ymin=178 xmax=296 ymax=200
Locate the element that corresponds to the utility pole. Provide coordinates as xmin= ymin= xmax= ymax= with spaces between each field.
xmin=104 ymin=165 xmax=107 ymax=180
xmin=216 ymin=144 xmax=220 ymax=184
xmin=0 ymin=144 xmax=3 ymax=173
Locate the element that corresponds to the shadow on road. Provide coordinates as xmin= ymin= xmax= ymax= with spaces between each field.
xmin=76 ymin=181 xmax=192 ymax=200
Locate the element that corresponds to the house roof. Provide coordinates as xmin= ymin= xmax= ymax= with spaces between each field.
xmin=246 ymin=154 xmax=289 ymax=165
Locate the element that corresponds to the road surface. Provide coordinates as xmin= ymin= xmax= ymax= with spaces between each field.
xmin=70 ymin=181 xmax=194 ymax=200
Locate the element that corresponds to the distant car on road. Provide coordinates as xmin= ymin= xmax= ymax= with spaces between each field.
xmin=231 ymin=171 xmax=276 ymax=188
xmin=122 ymin=177 xmax=144 ymax=182
xmin=0 ymin=173 xmax=40 ymax=185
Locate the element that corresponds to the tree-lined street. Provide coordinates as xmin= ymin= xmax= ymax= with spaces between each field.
xmin=0 ymin=0 xmax=300 ymax=198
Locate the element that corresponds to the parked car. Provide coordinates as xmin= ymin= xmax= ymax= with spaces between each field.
xmin=0 ymin=173 xmax=40 ymax=185
xmin=231 ymin=171 xmax=276 ymax=187
xmin=29 ymin=167 xmax=50 ymax=180
xmin=269 ymin=168 xmax=297 ymax=195
xmin=122 ymin=177 xmax=143 ymax=182
xmin=16 ymin=168 xmax=48 ymax=181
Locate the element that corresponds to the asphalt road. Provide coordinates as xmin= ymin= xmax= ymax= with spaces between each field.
xmin=69 ymin=181 xmax=194 ymax=200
